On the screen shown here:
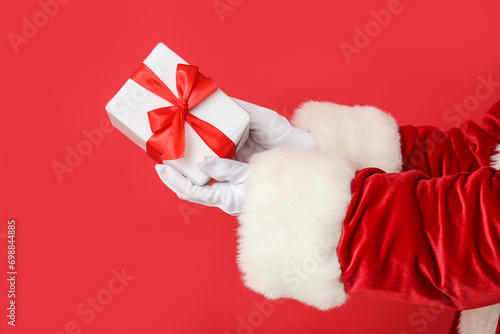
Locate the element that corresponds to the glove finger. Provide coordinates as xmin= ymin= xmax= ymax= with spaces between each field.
xmin=202 ymin=182 xmax=241 ymax=216
xmin=155 ymin=164 xmax=215 ymax=205
xmin=195 ymin=157 xmax=251 ymax=184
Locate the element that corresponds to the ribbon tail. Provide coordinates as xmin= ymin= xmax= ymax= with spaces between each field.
xmin=186 ymin=114 xmax=236 ymax=159
xmin=146 ymin=128 xmax=169 ymax=163
xmin=146 ymin=119 xmax=187 ymax=162
xmin=163 ymin=115 xmax=187 ymax=160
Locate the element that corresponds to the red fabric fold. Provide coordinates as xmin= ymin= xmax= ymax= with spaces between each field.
xmin=338 ymin=167 xmax=500 ymax=310
xmin=399 ymin=100 xmax=500 ymax=177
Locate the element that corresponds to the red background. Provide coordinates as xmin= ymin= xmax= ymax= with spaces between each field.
xmin=2 ymin=0 xmax=500 ymax=333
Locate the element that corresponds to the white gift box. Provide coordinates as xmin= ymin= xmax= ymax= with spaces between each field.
xmin=106 ymin=43 xmax=250 ymax=185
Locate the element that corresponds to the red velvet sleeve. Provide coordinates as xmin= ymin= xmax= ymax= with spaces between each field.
xmin=338 ymin=166 xmax=500 ymax=310
xmin=399 ymin=100 xmax=500 ymax=177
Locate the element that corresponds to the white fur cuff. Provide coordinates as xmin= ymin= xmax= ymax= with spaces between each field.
xmin=237 ymin=147 xmax=357 ymax=310
xmin=292 ymin=101 xmax=402 ymax=173
xmin=459 ymin=304 xmax=500 ymax=334
xmin=491 ymin=143 xmax=500 ymax=169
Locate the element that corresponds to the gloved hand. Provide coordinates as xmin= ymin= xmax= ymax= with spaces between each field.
xmin=155 ymin=98 xmax=315 ymax=215
xmin=156 ymin=156 xmax=249 ymax=215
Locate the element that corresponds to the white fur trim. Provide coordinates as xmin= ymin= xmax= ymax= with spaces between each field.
xmin=459 ymin=304 xmax=500 ymax=334
xmin=491 ymin=143 xmax=500 ymax=169
xmin=237 ymin=147 xmax=356 ymax=310
xmin=292 ymin=101 xmax=402 ymax=173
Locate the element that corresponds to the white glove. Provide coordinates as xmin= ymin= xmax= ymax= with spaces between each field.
xmin=232 ymin=98 xmax=315 ymax=162
xmin=156 ymin=98 xmax=315 ymax=215
xmin=156 ymin=157 xmax=250 ymax=215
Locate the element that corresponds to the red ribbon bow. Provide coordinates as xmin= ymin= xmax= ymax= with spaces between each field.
xmin=130 ymin=63 xmax=236 ymax=163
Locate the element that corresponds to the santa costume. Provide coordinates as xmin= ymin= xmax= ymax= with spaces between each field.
xmin=236 ymin=100 xmax=500 ymax=333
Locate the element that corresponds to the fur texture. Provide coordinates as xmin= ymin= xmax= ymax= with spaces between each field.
xmin=491 ymin=143 xmax=500 ymax=169
xmin=237 ymin=147 xmax=356 ymax=310
xmin=292 ymin=101 xmax=402 ymax=173
xmin=459 ymin=304 xmax=500 ymax=334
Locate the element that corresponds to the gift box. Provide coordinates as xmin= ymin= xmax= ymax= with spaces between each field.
xmin=106 ymin=43 xmax=250 ymax=185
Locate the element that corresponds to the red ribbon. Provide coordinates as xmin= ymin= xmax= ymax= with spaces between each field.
xmin=130 ymin=63 xmax=236 ymax=163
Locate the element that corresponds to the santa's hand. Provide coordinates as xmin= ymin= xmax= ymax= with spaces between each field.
xmin=155 ymin=156 xmax=250 ymax=215
xmin=232 ymin=98 xmax=315 ymax=163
